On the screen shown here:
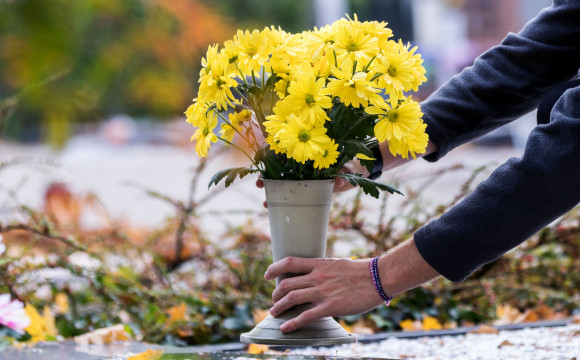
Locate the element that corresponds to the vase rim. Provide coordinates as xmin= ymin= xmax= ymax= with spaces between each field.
xmin=262 ymin=179 xmax=335 ymax=183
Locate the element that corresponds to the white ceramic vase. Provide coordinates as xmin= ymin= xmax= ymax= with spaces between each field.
xmin=240 ymin=179 xmax=357 ymax=346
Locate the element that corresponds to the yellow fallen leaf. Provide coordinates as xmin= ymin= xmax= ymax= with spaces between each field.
xmin=128 ymin=349 xmax=164 ymax=360
xmin=469 ymin=324 xmax=499 ymax=334
xmin=495 ymin=304 xmax=521 ymax=325
xmin=351 ymin=319 xmax=375 ymax=335
xmin=339 ymin=319 xmax=352 ymax=333
xmin=74 ymin=324 xmax=131 ymax=345
xmin=252 ymin=309 xmax=270 ymax=325
xmin=24 ymin=304 xmax=58 ymax=343
xmin=399 ymin=319 xmax=422 ymax=331
xmin=55 ymin=293 xmax=70 ymax=315
xmin=166 ymin=303 xmax=187 ymax=325
xmin=422 ymin=316 xmax=442 ymax=331
xmin=247 ymin=343 xmax=269 ymax=354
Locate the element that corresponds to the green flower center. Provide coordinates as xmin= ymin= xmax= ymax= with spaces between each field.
xmin=203 ymin=128 xmax=210 ymax=136
xmin=217 ymin=77 xmax=226 ymax=88
xmin=388 ymin=65 xmax=397 ymax=77
xmin=388 ymin=111 xmax=399 ymax=123
xmin=346 ymin=42 xmax=358 ymax=52
xmin=298 ymin=130 xmax=311 ymax=142
xmin=248 ymin=46 xmax=258 ymax=55
xmin=305 ymin=94 xmax=315 ymax=106
xmin=322 ymin=150 xmax=329 ymax=157
xmin=229 ymin=55 xmax=238 ymax=64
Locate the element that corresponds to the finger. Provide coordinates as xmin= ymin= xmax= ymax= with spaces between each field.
xmin=280 ymin=306 xmax=326 ymax=333
xmin=264 ymin=256 xmax=317 ymax=280
xmin=333 ymin=177 xmax=354 ymax=193
xmin=270 ymin=288 xmax=317 ymax=317
xmin=271 ymin=275 xmax=314 ymax=303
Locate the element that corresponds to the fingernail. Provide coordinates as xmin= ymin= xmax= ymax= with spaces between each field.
xmin=264 ymin=270 xmax=269 ymax=279
xmin=280 ymin=323 xmax=290 ymax=332
xmin=269 ymin=307 xmax=275 ymax=316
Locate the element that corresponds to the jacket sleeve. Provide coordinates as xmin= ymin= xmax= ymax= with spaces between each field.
xmin=420 ymin=0 xmax=580 ymax=162
xmin=413 ymin=0 xmax=580 ymax=282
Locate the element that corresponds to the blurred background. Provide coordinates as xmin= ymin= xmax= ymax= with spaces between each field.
xmin=0 ymin=0 xmax=552 ymax=226
xmin=4 ymin=0 xmax=580 ymax=348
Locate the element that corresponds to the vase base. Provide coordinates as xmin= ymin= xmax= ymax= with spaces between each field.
xmin=240 ymin=309 xmax=357 ymax=346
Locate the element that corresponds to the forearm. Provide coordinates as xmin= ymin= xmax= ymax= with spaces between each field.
xmin=377 ymin=238 xmax=440 ymax=297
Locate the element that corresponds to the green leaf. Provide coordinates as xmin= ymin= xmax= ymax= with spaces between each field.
xmin=261 ymin=150 xmax=286 ymax=180
xmin=337 ymin=173 xmax=403 ymax=199
xmin=342 ymin=139 xmax=373 ymax=160
xmin=327 ymin=103 xmax=356 ymax=139
xmin=208 ymin=167 xmax=257 ymax=188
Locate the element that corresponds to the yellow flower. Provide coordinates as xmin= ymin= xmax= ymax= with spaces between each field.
xmin=198 ymin=53 xmax=238 ymax=111
xmin=313 ymin=140 xmax=339 ymax=169
xmin=220 ymin=109 xmax=252 ymax=142
xmin=368 ymin=95 xmax=422 ymax=142
xmin=185 ymin=100 xmax=210 ymax=127
xmin=302 ymin=25 xmax=334 ymax=61
xmin=284 ymin=74 xmax=332 ymax=126
xmin=276 ymin=114 xmax=331 ymax=164
xmin=323 ymin=59 xmax=382 ymax=108
xmin=233 ymin=29 xmax=271 ymax=75
xmin=356 ymin=153 xmax=375 ymax=161
xmin=190 ymin=108 xmax=218 ymax=157
xmin=387 ymin=120 xmax=429 ymax=159
xmin=331 ymin=18 xmax=379 ymax=62
xmin=375 ymin=40 xmax=418 ymax=92
xmin=264 ymin=101 xmax=294 ymax=154
xmin=199 ymin=44 xmax=220 ymax=85
xmin=266 ymin=26 xmax=305 ymax=69
xmin=360 ymin=19 xmax=393 ymax=43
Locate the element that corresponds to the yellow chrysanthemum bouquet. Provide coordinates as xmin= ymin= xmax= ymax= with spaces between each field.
xmin=186 ymin=15 xmax=428 ymax=197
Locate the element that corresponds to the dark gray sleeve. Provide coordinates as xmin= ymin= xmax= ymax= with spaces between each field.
xmin=421 ymin=0 xmax=580 ymax=161
xmin=413 ymin=0 xmax=580 ymax=282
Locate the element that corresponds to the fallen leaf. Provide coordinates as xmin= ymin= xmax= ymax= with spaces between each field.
xmin=247 ymin=344 xmax=269 ymax=354
xmin=166 ymin=303 xmax=187 ymax=326
xmin=351 ymin=319 xmax=375 ymax=335
xmin=24 ymin=304 xmax=58 ymax=343
xmin=399 ymin=319 xmax=422 ymax=331
xmin=494 ymin=304 xmax=521 ymax=325
xmin=252 ymin=309 xmax=270 ymax=325
xmin=469 ymin=325 xmax=499 ymax=334
xmin=498 ymin=340 xmax=514 ymax=348
xmin=128 ymin=349 xmax=164 ymax=360
xmin=339 ymin=319 xmax=352 ymax=333
xmin=422 ymin=316 xmax=443 ymax=331
xmin=74 ymin=324 xmax=131 ymax=345
xmin=54 ymin=293 xmax=69 ymax=315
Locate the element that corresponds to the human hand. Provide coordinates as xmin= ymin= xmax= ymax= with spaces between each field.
xmin=263 ymin=256 xmax=384 ymax=333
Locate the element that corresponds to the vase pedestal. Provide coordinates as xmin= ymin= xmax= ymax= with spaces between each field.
xmin=240 ymin=179 xmax=357 ymax=346
xmin=240 ymin=304 xmax=356 ymax=346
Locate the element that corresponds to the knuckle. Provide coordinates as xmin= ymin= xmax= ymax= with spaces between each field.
xmin=287 ymin=290 xmax=298 ymax=302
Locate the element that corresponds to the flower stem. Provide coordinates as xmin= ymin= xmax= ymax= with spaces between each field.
xmin=215 ymin=111 xmax=256 ymax=152
xmin=217 ymin=136 xmax=261 ymax=170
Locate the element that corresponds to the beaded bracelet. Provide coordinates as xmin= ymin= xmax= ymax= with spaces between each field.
xmin=369 ymin=256 xmax=393 ymax=306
